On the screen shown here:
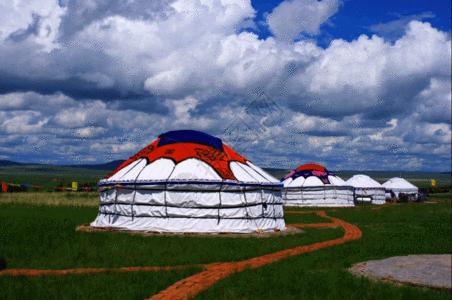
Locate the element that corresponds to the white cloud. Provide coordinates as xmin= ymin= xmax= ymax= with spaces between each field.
xmin=0 ymin=1 xmax=450 ymax=170
xmin=414 ymin=78 xmax=451 ymax=124
xmin=78 ymin=72 xmax=114 ymax=89
xmin=266 ymin=0 xmax=340 ymax=41
xmin=2 ymin=111 xmax=48 ymax=134
xmin=286 ymin=21 xmax=451 ymax=117
xmin=0 ymin=92 xmax=74 ymax=113
xmin=111 ymin=142 xmax=138 ymax=154
xmin=0 ymin=0 xmax=66 ymax=51
xmin=0 ymin=89 xmax=449 ymax=170
xmin=74 ymin=126 xmax=107 ymax=138
xmin=54 ymin=101 xmax=106 ymax=128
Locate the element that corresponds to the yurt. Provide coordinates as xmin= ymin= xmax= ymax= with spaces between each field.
xmin=91 ymin=130 xmax=285 ymax=233
xmin=346 ymin=174 xmax=385 ymax=205
xmin=382 ymin=177 xmax=418 ymax=200
xmin=282 ymin=164 xmax=354 ymax=207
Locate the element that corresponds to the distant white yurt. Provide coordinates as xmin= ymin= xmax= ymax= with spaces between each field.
xmin=346 ymin=174 xmax=386 ymax=205
xmin=282 ymin=164 xmax=354 ymax=207
xmin=91 ymin=130 xmax=285 ymax=233
xmin=382 ymin=177 xmax=418 ymax=200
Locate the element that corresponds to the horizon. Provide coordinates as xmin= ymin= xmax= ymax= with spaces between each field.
xmin=0 ymin=0 xmax=451 ymax=172
xmin=1 ymin=158 xmax=450 ymax=174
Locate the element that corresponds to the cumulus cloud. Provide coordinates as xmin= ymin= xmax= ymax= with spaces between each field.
xmin=266 ymin=0 xmax=340 ymax=41
xmin=0 ymin=0 xmax=450 ymax=171
xmin=0 ymin=0 xmax=66 ymax=51
xmin=0 ymin=91 xmax=224 ymax=164
xmin=414 ymin=78 xmax=451 ymax=124
xmin=285 ymin=21 xmax=451 ymax=119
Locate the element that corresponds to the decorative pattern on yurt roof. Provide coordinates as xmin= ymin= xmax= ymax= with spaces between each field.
xmin=283 ymin=163 xmax=335 ymax=184
xmin=106 ymin=130 xmax=249 ymax=181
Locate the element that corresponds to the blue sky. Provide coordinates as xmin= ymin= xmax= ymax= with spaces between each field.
xmin=252 ymin=0 xmax=451 ymax=41
xmin=0 ymin=0 xmax=450 ymax=171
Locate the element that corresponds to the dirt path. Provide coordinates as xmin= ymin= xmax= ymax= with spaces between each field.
xmin=0 ymin=264 xmax=199 ymax=277
xmin=0 ymin=210 xmax=362 ymax=299
xmin=150 ymin=210 xmax=362 ymax=300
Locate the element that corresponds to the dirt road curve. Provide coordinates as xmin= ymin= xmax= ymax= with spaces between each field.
xmin=149 ymin=210 xmax=362 ymax=300
xmin=0 ymin=210 xmax=362 ymax=300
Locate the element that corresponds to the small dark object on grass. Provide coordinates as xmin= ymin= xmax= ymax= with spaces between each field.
xmin=417 ymin=192 xmax=427 ymax=202
xmin=0 ymin=258 xmax=6 ymax=270
xmin=398 ymin=193 xmax=409 ymax=203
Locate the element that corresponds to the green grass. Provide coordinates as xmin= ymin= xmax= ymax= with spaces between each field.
xmin=0 ymin=194 xmax=450 ymax=299
xmin=0 ymin=192 xmax=98 ymax=206
xmin=284 ymin=212 xmax=329 ymax=224
xmin=429 ymin=192 xmax=452 ymax=199
xmin=198 ymin=196 xmax=452 ymax=299
xmin=198 ymin=263 xmax=450 ymax=300
xmin=0 ymin=269 xmax=200 ymax=299
xmin=0 ymin=204 xmax=341 ymax=269
xmin=0 ymin=165 xmax=105 ymax=191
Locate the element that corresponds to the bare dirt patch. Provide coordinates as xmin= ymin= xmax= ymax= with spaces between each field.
xmin=76 ymin=224 xmax=303 ymax=238
xmin=349 ymin=254 xmax=451 ymax=290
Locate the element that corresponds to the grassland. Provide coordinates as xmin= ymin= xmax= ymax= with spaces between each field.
xmin=0 ymin=165 xmax=105 ymax=191
xmin=201 ymin=195 xmax=451 ymax=299
xmin=0 ymin=192 xmax=450 ymax=299
xmin=0 ymin=163 xmax=450 ymax=191
xmin=0 ymin=192 xmax=98 ymax=206
xmin=0 ymin=203 xmax=344 ymax=269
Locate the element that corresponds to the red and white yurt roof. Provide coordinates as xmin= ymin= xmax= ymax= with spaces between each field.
xmin=282 ymin=163 xmax=348 ymax=187
xmin=100 ymin=130 xmax=279 ymax=186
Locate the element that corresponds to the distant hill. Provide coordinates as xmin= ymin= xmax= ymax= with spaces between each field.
xmin=0 ymin=160 xmax=24 ymax=167
xmin=0 ymin=160 xmax=122 ymax=191
xmin=263 ymin=168 xmax=290 ymax=179
xmin=0 ymin=159 xmax=123 ymax=171
xmin=67 ymin=160 xmax=123 ymax=171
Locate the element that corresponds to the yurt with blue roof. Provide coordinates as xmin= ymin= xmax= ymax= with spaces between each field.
xmin=282 ymin=163 xmax=354 ymax=207
xmin=90 ymin=130 xmax=285 ymax=233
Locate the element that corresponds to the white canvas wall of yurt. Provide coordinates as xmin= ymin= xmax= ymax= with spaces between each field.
xmin=382 ymin=177 xmax=419 ymax=201
xmin=282 ymin=164 xmax=354 ymax=207
xmin=346 ymin=174 xmax=386 ymax=205
xmin=91 ymin=130 xmax=285 ymax=233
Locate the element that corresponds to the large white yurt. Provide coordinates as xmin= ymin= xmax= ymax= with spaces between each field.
xmin=91 ymin=130 xmax=285 ymax=233
xmin=346 ymin=174 xmax=386 ymax=205
xmin=282 ymin=164 xmax=354 ymax=207
xmin=382 ymin=177 xmax=418 ymax=200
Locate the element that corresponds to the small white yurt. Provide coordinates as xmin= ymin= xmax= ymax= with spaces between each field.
xmin=346 ymin=174 xmax=386 ymax=205
xmin=382 ymin=177 xmax=418 ymax=200
xmin=91 ymin=130 xmax=285 ymax=233
xmin=282 ymin=164 xmax=354 ymax=207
